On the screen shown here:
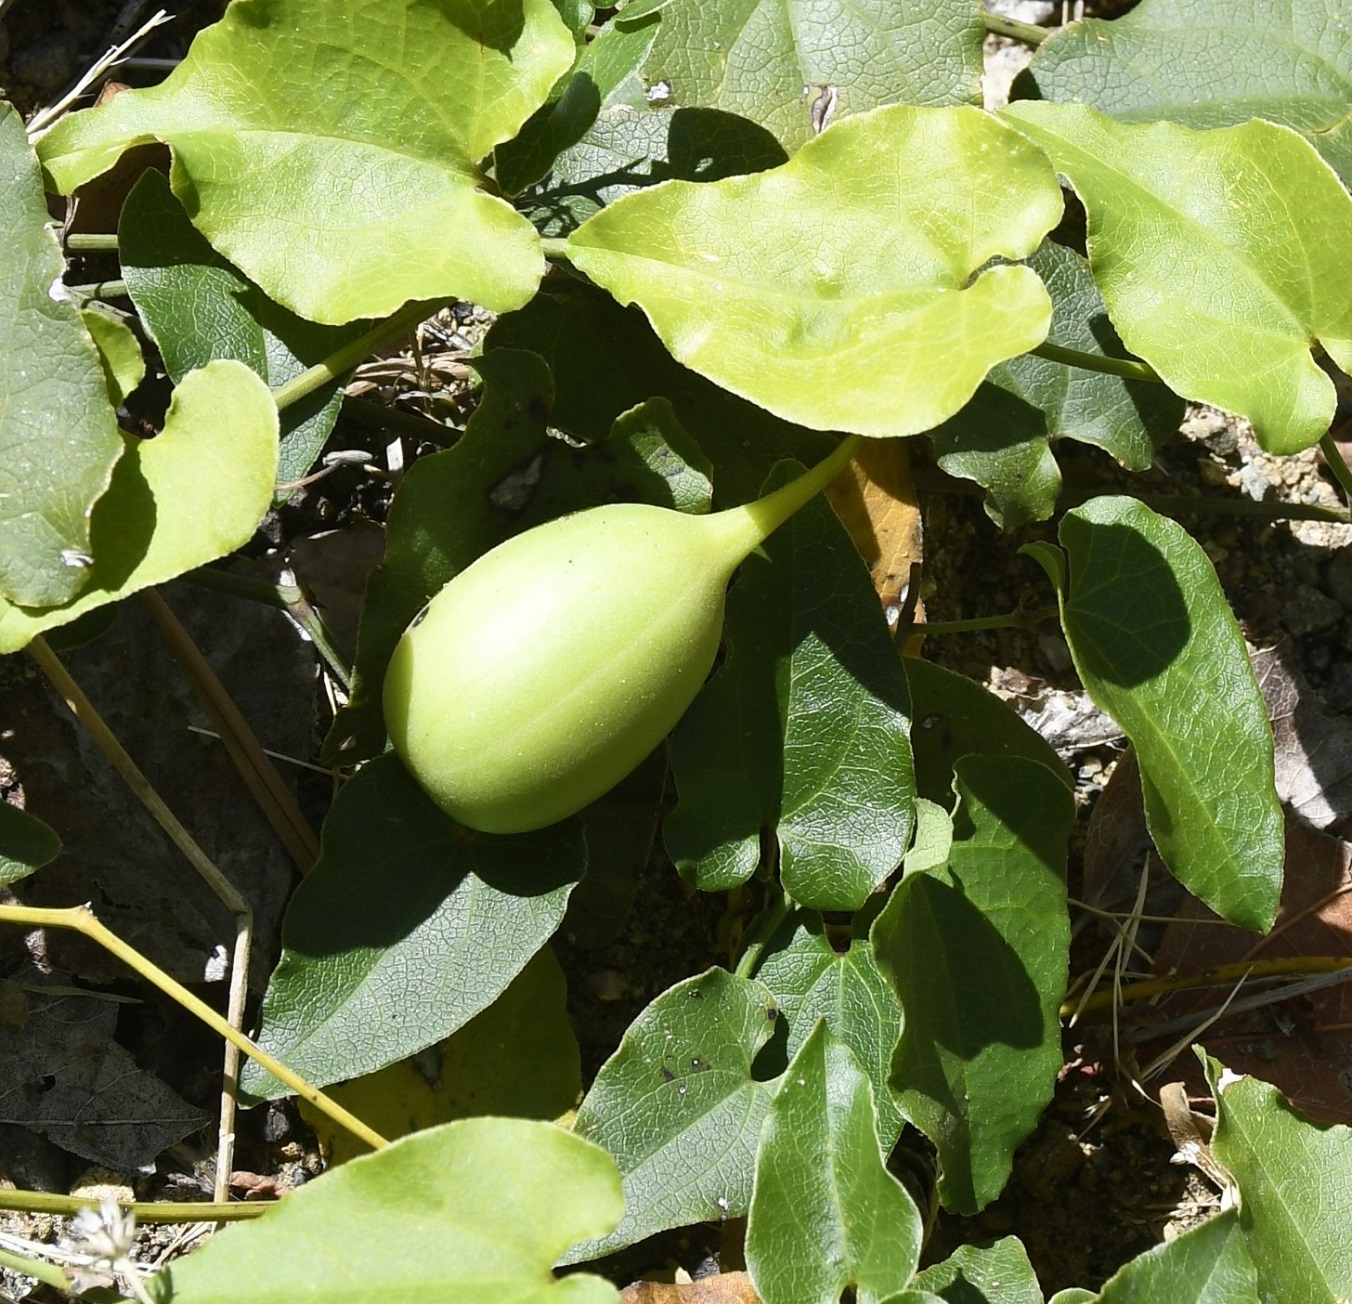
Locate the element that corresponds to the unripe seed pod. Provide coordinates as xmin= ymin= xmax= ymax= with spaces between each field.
xmin=383 ymin=436 xmax=858 ymax=833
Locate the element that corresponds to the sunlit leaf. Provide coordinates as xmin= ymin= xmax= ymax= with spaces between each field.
xmin=566 ymin=105 xmax=1062 ymax=438
xmin=1003 ymin=103 xmax=1352 ymax=454
xmin=38 ymin=0 xmax=575 ymax=323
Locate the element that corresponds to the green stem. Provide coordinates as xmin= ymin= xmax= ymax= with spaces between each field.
xmin=65 ymin=232 xmax=119 ymax=252
xmin=181 ymin=566 xmax=352 ymax=691
xmin=540 ymin=236 xmax=571 ymax=261
xmin=1319 ymin=431 xmax=1352 ymax=503
xmin=271 ymin=300 xmax=439 ymax=412
xmin=0 ymin=1244 xmax=68 ymax=1292
xmin=1032 ymin=341 xmax=1163 ymax=384
xmin=68 ymin=278 xmax=129 ymax=299
xmin=912 ymin=607 xmax=1059 ymax=637
xmin=741 ymin=434 xmax=863 ymax=543
xmin=982 ymin=11 xmax=1051 ymax=45
xmin=343 ymin=395 xmax=458 ymax=443
xmin=735 ymin=891 xmax=793 ymax=981
xmin=0 ymin=1189 xmax=267 ymax=1223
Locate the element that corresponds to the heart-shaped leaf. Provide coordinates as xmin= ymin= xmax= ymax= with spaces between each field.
xmin=1 ymin=102 xmax=123 ymax=608
xmin=640 ymin=0 xmax=984 ymax=151
xmin=566 ymin=105 xmax=1063 ymax=438
xmin=242 ymin=754 xmax=585 ymax=1099
xmin=1003 ymin=103 xmax=1352 ymax=454
xmin=566 ymin=968 xmax=780 ymax=1263
xmin=0 ymin=359 xmax=279 ymax=653
xmin=1017 ymin=0 xmax=1352 ymax=187
xmin=151 ymin=1118 xmax=623 ymax=1304
xmin=746 ymin=1023 xmax=922 ymax=1304
xmin=1036 ymin=496 xmax=1283 ymax=931
xmin=38 ymin=0 xmax=575 ymax=324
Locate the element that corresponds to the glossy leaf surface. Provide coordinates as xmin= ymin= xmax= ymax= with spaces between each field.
xmin=0 ymin=103 xmax=122 ymax=607
xmin=566 ymin=968 xmax=780 ymax=1262
xmin=0 ymin=360 xmax=278 ymax=653
xmin=665 ymin=465 xmax=914 ymax=911
xmin=641 ymin=0 xmax=983 ymax=150
xmin=566 ymin=105 xmax=1062 ymax=437
xmin=38 ymin=0 xmax=574 ymax=323
xmin=1047 ymin=496 xmax=1283 ymax=930
xmin=153 ymin=1119 xmax=622 ymax=1304
xmin=1003 ymin=103 xmax=1352 ymax=454
xmin=746 ymin=1023 xmax=921 ymax=1304
xmin=242 ymin=754 xmax=585 ymax=1098
xmin=1019 ymin=0 xmax=1352 ymax=186
xmin=873 ymin=756 xmax=1072 ymax=1213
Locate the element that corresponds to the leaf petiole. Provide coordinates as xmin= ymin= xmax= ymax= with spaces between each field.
xmin=1031 ymin=340 xmax=1163 ymax=383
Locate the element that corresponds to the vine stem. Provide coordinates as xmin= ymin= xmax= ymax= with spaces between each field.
xmin=0 ymin=902 xmax=388 ymax=1152
xmin=982 ymin=11 xmax=1051 ymax=44
xmin=0 ymin=1244 xmax=68 ymax=1292
xmin=0 ymin=1190 xmax=268 ymax=1222
xmin=270 ymin=299 xmax=440 ymax=412
xmin=909 ymin=606 xmax=1059 ymax=637
xmin=1031 ymin=340 xmax=1163 ymax=383
xmin=1319 ymin=430 xmax=1352 ymax=503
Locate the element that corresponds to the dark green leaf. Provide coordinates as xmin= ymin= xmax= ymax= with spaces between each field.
xmin=1046 ymin=496 xmax=1283 ymax=930
xmin=929 ymin=242 xmax=1183 ymax=528
xmin=904 ymin=657 xmax=1072 ymax=811
xmin=873 ymin=755 xmax=1072 ymax=1213
xmin=1093 ymin=1210 xmax=1257 ymax=1303
xmin=640 ymin=0 xmax=983 ymax=151
xmin=0 ymin=102 xmax=122 ymax=607
xmin=0 ymin=804 xmax=60 ymax=886
xmin=752 ymin=909 xmax=906 ymax=1145
xmin=746 ymin=1023 xmax=921 ymax=1304
xmin=1210 ymin=1060 xmax=1352 ymax=1302
xmin=119 ymin=170 xmax=370 ymax=492
xmin=1017 ymin=0 xmax=1352 ymax=187
xmin=912 ymin=1236 xmax=1044 ymax=1303
xmin=666 ymin=464 xmax=914 ymax=911
xmin=242 ymin=754 xmax=585 ymax=1099
xmin=566 ymin=968 xmax=780 ymax=1262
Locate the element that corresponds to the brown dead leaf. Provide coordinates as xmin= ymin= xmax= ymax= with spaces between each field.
xmin=620 ymin=1270 xmax=761 ymax=1303
xmin=1152 ymin=813 xmax=1352 ymax=1123
xmin=824 ymin=439 xmax=923 ymax=625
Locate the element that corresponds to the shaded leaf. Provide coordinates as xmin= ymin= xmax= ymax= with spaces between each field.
xmin=665 ymin=464 xmax=914 ymax=912
xmin=1017 ymin=0 xmax=1352 ymax=187
xmin=0 ymin=804 xmax=60 ymax=886
xmin=38 ymin=0 xmax=575 ymax=324
xmin=0 ymin=102 xmax=123 ymax=607
xmin=81 ymin=306 xmax=145 ymax=408
xmin=1040 ymin=495 xmax=1283 ymax=930
xmin=152 ymin=1118 xmax=622 ymax=1304
xmin=242 ymin=754 xmax=585 ymax=1099
xmin=903 ymin=657 xmax=1072 ymax=811
xmin=0 ymin=974 xmax=208 ymax=1169
xmin=911 ymin=1237 xmax=1043 ymax=1304
xmin=1003 ymin=103 xmax=1352 ymax=454
xmin=566 ymin=105 xmax=1062 ymax=438
xmin=566 ymin=968 xmax=780 ymax=1263
xmin=304 ymin=948 xmax=581 ymax=1164
xmin=640 ymin=0 xmax=984 ymax=151
xmin=752 ymin=909 xmax=906 ymax=1146
xmin=1094 ymin=1210 xmax=1257 ymax=1304
xmin=118 ymin=169 xmax=369 ymax=491
xmin=929 ymin=241 xmax=1183 ymax=528
xmin=746 ymin=1023 xmax=921 ymax=1304
xmin=1211 ymin=1059 xmax=1352 ymax=1303
xmin=872 ymin=755 xmax=1072 ymax=1213
xmin=0 ymin=360 xmax=279 ymax=653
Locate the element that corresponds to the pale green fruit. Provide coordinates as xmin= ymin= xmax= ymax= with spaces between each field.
xmin=383 ymin=437 xmax=858 ymax=833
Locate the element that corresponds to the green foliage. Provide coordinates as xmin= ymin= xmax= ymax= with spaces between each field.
xmin=6 ymin=0 xmax=1352 ymax=1298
